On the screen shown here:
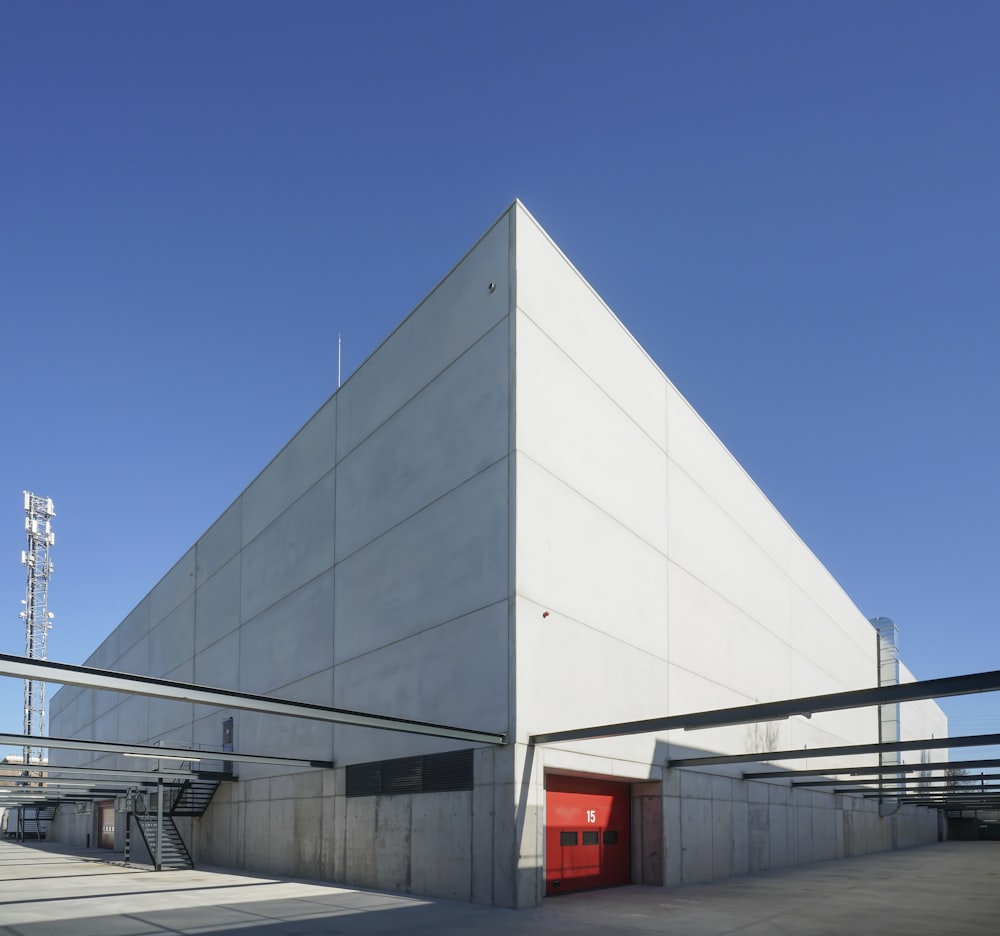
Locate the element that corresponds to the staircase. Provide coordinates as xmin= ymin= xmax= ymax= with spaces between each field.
xmin=128 ymin=775 xmax=225 ymax=871
xmin=12 ymin=805 xmax=56 ymax=840
xmin=168 ymin=776 xmax=223 ymax=817
xmin=132 ymin=810 xmax=193 ymax=870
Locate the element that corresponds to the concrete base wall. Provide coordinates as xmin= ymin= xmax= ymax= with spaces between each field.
xmin=49 ymin=807 xmax=98 ymax=851
xmin=190 ymin=745 xmax=534 ymax=907
xmin=193 ymin=771 xmax=481 ymax=902
xmin=661 ymin=769 xmax=940 ymax=886
xmin=50 ymin=760 xmax=940 ymax=909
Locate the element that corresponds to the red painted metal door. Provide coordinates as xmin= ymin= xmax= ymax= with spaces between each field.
xmin=98 ymin=802 xmax=115 ymax=849
xmin=545 ymin=775 xmax=630 ymax=895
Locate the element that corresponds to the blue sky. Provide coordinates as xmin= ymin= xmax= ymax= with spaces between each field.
xmin=1 ymin=1 xmax=997 ymax=758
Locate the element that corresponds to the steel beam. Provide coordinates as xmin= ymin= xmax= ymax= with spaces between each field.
xmin=901 ymin=799 xmax=1000 ymax=808
xmin=0 ymin=731 xmax=331 ymax=768
xmin=530 ymin=669 xmax=1000 ymax=744
xmin=797 ymin=773 xmax=1000 ymax=788
xmin=665 ymin=732 xmax=1000 ymax=768
xmin=11 ymin=764 xmax=216 ymax=782
xmin=828 ymin=775 xmax=1000 ymax=791
xmin=745 ymin=756 xmax=1000 ymax=780
xmin=861 ymin=786 xmax=1000 ymax=798
xmin=0 ymin=653 xmax=506 ymax=745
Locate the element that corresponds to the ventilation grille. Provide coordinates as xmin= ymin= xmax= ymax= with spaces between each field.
xmin=346 ymin=749 xmax=474 ymax=797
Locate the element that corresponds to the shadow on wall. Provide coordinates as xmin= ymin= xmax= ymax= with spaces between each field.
xmin=643 ymin=737 xmax=941 ymax=887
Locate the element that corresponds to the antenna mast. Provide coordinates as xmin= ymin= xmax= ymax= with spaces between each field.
xmin=20 ymin=491 xmax=55 ymax=770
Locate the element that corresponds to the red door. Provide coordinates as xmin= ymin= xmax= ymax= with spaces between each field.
xmin=545 ymin=775 xmax=630 ymax=895
xmin=98 ymin=802 xmax=115 ymax=849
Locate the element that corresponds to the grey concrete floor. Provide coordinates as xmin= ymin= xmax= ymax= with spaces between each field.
xmin=0 ymin=839 xmax=997 ymax=935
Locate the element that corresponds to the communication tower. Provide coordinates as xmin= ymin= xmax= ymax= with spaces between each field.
xmin=19 ymin=491 xmax=55 ymax=770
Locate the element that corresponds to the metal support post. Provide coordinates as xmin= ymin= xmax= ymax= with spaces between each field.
xmin=155 ymin=777 xmax=163 ymax=871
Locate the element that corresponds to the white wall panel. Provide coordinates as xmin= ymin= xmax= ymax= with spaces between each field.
xmin=146 ymin=694 xmax=193 ymax=743
xmin=242 ymin=398 xmax=337 ymax=546
xmin=336 ymin=212 xmax=510 ymax=459
xmin=91 ymin=672 xmax=121 ymax=720
xmin=117 ymin=634 xmax=149 ymax=678
xmin=515 ymin=206 xmax=667 ymax=449
xmin=148 ymin=546 xmax=196 ymax=627
xmin=148 ymin=594 xmax=194 ymax=676
xmin=192 ymin=708 xmax=234 ymax=751
xmin=332 ymin=602 xmax=508 ymax=747
xmin=240 ymin=469 xmax=336 ymax=623
xmin=666 ymin=386 xmax=792 ymax=574
xmin=196 ymin=499 xmax=242 ymax=588
xmin=668 ymin=564 xmax=793 ymax=703
xmin=786 ymin=543 xmax=875 ymax=660
xmin=664 ymin=664 xmax=762 ymax=761
xmin=334 ymin=461 xmax=508 ymax=666
xmin=115 ymin=597 xmax=151 ymax=660
xmin=516 ymin=313 xmax=668 ymax=554
xmin=92 ymin=707 xmax=119 ymax=744
xmin=194 ymin=554 xmax=241 ymax=654
xmin=86 ymin=631 xmax=120 ymax=671
xmin=516 ymin=458 xmax=668 ymax=662
xmin=116 ymin=694 xmax=149 ymax=743
xmin=194 ymin=628 xmax=240 ymax=692
xmin=787 ymin=587 xmax=875 ymax=691
xmin=335 ymin=319 xmax=509 ymax=562
xmin=234 ymin=674 xmax=335 ymax=771
xmin=516 ymin=593 xmax=670 ymax=743
xmin=668 ymin=461 xmax=791 ymax=642
xmin=239 ymin=570 xmax=335 ymax=695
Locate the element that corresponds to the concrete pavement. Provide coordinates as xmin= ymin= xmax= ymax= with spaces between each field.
xmin=0 ymin=838 xmax=997 ymax=935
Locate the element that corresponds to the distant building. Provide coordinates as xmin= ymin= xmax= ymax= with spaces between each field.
xmin=48 ymin=202 xmax=946 ymax=907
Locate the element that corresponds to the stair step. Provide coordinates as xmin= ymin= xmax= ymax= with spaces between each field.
xmin=130 ymin=808 xmax=194 ymax=870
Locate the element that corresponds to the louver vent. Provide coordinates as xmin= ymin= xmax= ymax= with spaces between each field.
xmin=346 ymin=749 xmax=474 ymax=797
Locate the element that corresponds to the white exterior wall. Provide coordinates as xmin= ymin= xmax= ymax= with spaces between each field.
xmin=48 ymin=201 xmax=945 ymax=905
xmin=49 ymin=209 xmax=517 ymax=899
xmin=898 ymin=662 xmax=949 ymax=771
xmin=509 ymin=202 xmax=944 ymax=891
xmin=512 ymin=204 xmax=907 ymax=767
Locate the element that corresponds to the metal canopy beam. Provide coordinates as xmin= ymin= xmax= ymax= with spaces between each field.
xmin=745 ymin=756 xmax=1000 ymax=780
xmin=0 ymin=783 xmax=131 ymax=796
xmin=665 ymin=732 xmax=1000 ymax=768
xmin=12 ymin=764 xmax=216 ymax=782
xmin=0 ymin=653 xmax=506 ymax=746
xmin=529 ymin=669 xmax=1000 ymax=744
xmin=828 ymin=775 xmax=1000 ymax=791
xmin=0 ymin=732 xmax=331 ymax=769
xmin=898 ymin=799 xmax=1000 ymax=808
xmin=799 ymin=773 xmax=1000 ymax=788
xmin=861 ymin=787 xmax=1000 ymax=799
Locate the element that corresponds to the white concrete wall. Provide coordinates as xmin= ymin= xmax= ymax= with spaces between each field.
xmin=510 ymin=201 xmax=945 ymax=895
xmin=47 ymin=201 xmax=948 ymax=906
xmin=511 ymin=201 xmax=943 ymax=767
xmin=659 ymin=768 xmax=938 ymax=884
xmin=191 ymin=745 xmax=521 ymax=904
xmin=898 ymin=661 xmax=949 ymax=774
xmin=49 ymin=206 xmax=517 ymax=895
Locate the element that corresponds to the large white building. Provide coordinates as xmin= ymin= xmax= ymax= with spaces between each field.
xmin=48 ymin=201 xmax=946 ymax=907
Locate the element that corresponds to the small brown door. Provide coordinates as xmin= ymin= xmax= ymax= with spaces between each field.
xmin=97 ymin=801 xmax=115 ymax=849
